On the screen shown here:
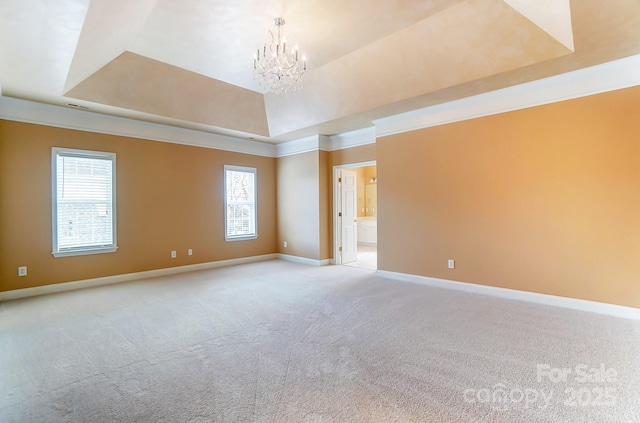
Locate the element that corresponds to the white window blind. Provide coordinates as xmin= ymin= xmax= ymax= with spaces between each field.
xmin=224 ymin=165 xmax=257 ymax=241
xmin=52 ymin=148 xmax=117 ymax=256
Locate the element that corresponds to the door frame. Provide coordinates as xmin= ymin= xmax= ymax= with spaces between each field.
xmin=333 ymin=160 xmax=376 ymax=265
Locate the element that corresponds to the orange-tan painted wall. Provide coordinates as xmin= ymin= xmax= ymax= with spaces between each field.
xmin=378 ymin=86 xmax=640 ymax=308
xmin=4 ymin=85 xmax=638 ymax=309
xmin=329 ymin=144 xmax=376 ymax=168
xmin=0 ymin=120 xmax=277 ymax=292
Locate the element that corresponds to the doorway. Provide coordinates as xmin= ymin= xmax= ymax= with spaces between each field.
xmin=333 ymin=161 xmax=377 ymax=269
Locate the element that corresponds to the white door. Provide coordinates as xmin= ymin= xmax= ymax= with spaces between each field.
xmin=341 ymin=169 xmax=358 ymax=264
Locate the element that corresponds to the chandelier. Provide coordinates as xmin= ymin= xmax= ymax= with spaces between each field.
xmin=253 ymin=17 xmax=307 ymax=95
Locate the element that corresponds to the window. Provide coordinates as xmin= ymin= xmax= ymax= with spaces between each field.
xmin=224 ymin=165 xmax=257 ymax=241
xmin=52 ymin=147 xmax=117 ymax=257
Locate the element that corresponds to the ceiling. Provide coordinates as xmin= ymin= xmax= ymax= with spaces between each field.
xmin=1 ymin=0 xmax=639 ymax=144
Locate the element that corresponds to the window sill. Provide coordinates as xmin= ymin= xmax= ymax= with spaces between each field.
xmin=52 ymin=246 xmax=118 ymax=258
xmin=225 ymin=235 xmax=258 ymax=242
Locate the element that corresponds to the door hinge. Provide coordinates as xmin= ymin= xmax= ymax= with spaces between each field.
xmin=338 ymin=212 xmax=342 ymax=217
xmin=339 ymin=247 xmax=342 ymax=252
xmin=338 ymin=177 xmax=342 ymax=183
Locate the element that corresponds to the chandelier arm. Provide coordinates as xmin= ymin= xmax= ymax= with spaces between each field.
xmin=254 ymin=17 xmax=306 ymax=94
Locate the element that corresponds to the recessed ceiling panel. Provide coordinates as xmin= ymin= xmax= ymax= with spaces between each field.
xmin=126 ymin=0 xmax=465 ymax=91
xmin=265 ymin=0 xmax=574 ymax=136
xmin=2 ymin=0 xmax=640 ymax=143
xmin=66 ymin=52 xmax=270 ymax=136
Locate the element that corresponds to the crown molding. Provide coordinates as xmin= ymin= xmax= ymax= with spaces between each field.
xmin=318 ymin=135 xmax=333 ymax=152
xmin=4 ymin=54 xmax=639 ymax=159
xmin=0 ymin=95 xmax=278 ymax=157
xmin=274 ymin=127 xmax=376 ymax=158
xmin=374 ymin=54 xmax=640 ymax=138
xmin=329 ymin=127 xmax=376 ymax=151
xmin=275 ymin=134 xmax=322 ymax=157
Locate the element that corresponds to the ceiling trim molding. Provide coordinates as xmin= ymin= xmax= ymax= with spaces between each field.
xmin=275 ymin=127 xmax=376 ymax=158
xmin=275 ymin=135 xmax=322 ymax=157
xmin=4 ymin=54 xmax=640 ymax=159
xmin=374 ymin=54 xmax=640 ymax=138
xmin=329 ymin=127 xmax=376 ymax=151
xmin=318 ymin=135 xmax=333 ymax=152
xmin=0 ymin=96 xmax=277 ymax=158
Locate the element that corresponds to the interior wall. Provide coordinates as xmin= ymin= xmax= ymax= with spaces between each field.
xmin=349 ymin=165 xmax=378 ymax=218
xmin=363 ymin=166 xmax=376 ymax=184
xmin=277 ymin=151 xmax=321 ymax=260
xmin=356 ymin=167 xmax=366 ymax=217
xmin=319 ymin=151 xmax=330 ymax=260
xmin=362 ymin=166 xmax=377 ymax=217
xmin=0 ymin=120 xmax=277 ymax=292
xmin=377 ymin=86 xmax=640 ymax=308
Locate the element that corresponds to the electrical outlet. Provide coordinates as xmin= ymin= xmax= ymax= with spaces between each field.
xmin=284 ymin=241 xmax=287 ymax=248
xmin=448 ymin=259 xmax=455 ymax=269
xmin=18 ymin=266 xmax=27 ymax=277
xmin=188 ymin=249 xmax=193 ymax=256
xmin=171 ymin=251 xmax=176 ymax=259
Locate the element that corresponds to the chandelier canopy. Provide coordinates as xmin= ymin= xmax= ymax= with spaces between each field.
xmin=253 ymin=17 xmax=307 ymax=95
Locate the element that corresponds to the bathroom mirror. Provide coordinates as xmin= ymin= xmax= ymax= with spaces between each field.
xmin=365 ymin=184 xmax=377 ymax=217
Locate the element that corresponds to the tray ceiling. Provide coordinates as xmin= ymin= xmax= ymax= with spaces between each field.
xmin=1 ymin=0 xmax=639 ymax=143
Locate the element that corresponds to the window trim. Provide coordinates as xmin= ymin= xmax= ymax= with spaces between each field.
xmin=224 ymin=165 xmax=258 ymax=242
xmin=51 ymin=147 xmax=118 ymax=257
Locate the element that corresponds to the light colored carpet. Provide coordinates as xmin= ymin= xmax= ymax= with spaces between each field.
xmin=1 ymin=260 xmax=639 ymax=422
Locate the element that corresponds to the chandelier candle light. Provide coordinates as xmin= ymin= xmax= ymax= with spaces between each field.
xmin=254 ymin=17 xmax=307 ymax=95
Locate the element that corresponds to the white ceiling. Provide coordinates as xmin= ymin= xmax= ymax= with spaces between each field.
xmin=1 ymin=0 xmax=639 ymax=143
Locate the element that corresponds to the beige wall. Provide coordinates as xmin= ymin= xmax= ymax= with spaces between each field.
xmin=378 ymin=86 xmax=640 ymax=308
xmin=362 ymin=166 xmax=377 ymax=217
xmin=319 ymin=151 xmax=330 ymax=260
xmin=355 ymin=167 xmax=366 ymax=217
xmin=350 ymin=165 xmax=377 ymax=218
xmin=277 ymin=149 xmax=372 ymax=261
xmin=0 ymin=120 xmax=277 ymax=292
xmin=329 ymin=144 xmax=376 ymax=168
xmin=363 ymin=166 xmax=376 ymax=184
xmin=277 ymin=151 xmax=321 ymax=260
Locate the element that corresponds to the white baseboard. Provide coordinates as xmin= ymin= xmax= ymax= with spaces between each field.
xmin=278 ymin=254 xmax=330 ymax=267
xmin=376 ymin=270 xmax=640 ymax=320
xmin=0 ymin=254 xmax=279 ymax=302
